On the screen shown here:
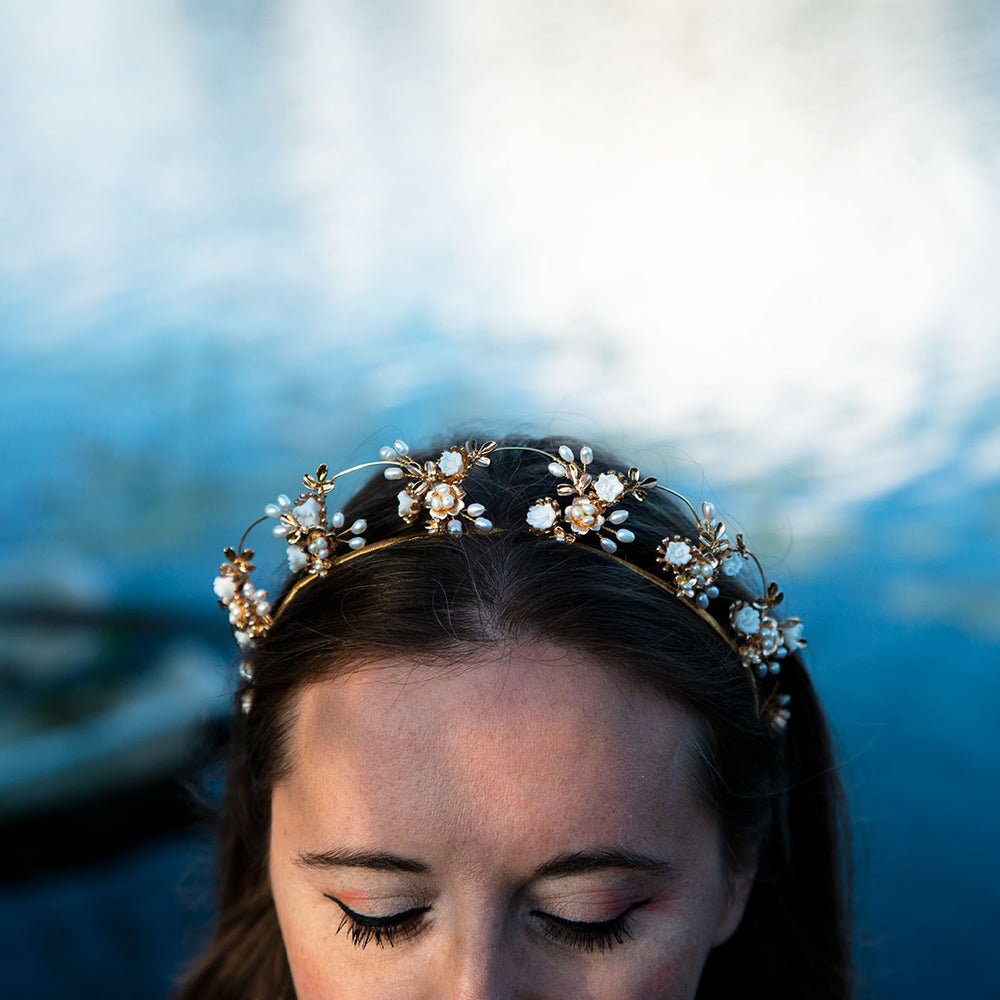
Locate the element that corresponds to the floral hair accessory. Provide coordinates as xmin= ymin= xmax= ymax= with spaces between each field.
xmin=214 ymin=437 xmax=805 ymax=729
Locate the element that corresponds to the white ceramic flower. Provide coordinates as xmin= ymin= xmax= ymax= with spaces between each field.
xmin=397 ymin=489 xmax=418 ymax=518
xmin=287 ymin=545 xmax=308 ymax=572
xmin=721 ymin=552 xmax=745 ymax=577
xmin=437 ymin=448 xmax=465 ymax=477
xmin=526 ymin=500 xmax=558 ymax=530
xmin=781 ymin=621 xmax=805 ymax=649
xmin=293 ymin=497 xmax=322 ymax=527
xmin=594 ymin=473 xmax=624 ymax=503
xmin=213 ymin=576 xmax=237 ymax=603
xmin=664 ymin=540 xmax=692 ymax=566
xmin=733 ymin=605 xmax=762 ymax=635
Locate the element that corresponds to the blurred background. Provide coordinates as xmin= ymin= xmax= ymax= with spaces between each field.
xmin=1 ymin=1 xmax=998 ymax=997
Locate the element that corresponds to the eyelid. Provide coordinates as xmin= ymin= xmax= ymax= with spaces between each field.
xmin=325 ymin=893 xmax=428 ymax=923
xmin=532 ymin=897 xmax=651 ymax=928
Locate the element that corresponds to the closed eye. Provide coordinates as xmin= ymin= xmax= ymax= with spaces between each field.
xmin=531 ymin=898 xmax=651 ymax=953
xmin=324 ymin=894 xmax=430 ymax=949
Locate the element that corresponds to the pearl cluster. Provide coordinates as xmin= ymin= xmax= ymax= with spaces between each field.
xmin=382 ymin=438 xmax=497 ymax=536
xmin=526 ymin=444 xmax=651 ymax=554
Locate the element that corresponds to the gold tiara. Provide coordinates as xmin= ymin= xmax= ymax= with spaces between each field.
xmin=214 ymin=438 xmax=803 ymax=729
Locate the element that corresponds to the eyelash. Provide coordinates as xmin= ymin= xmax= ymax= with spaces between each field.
xmin=533 ymin=899 xmax=649 ymax=954
xmin=325 ymin=895 xmax=429 ymax=949
xmin=326 ymin=894 xmax=650 ymax=954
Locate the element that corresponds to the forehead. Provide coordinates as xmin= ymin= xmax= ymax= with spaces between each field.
xmin=278 ymin=644 xmax=715 ymax=869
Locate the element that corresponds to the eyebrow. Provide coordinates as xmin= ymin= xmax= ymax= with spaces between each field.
xmin=295 ymin=848 xmax=430 ymax=874
xmin=295 ymin=846 xmax=674 ymax=879
xmin=531 ymin=849 xmax=677 ymax=880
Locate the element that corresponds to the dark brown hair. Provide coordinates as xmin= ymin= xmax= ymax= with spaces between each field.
xmin=176 ymin=437 xmax=852 ymax=999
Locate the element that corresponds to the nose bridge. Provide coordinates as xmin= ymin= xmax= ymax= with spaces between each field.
xmin=437 ymin=906 xmax=523 ymax=1000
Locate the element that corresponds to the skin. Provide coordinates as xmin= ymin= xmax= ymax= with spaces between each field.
xmin=270 ymin=643 xmax=755 ymax=999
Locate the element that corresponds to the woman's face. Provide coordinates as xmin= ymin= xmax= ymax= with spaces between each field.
xmin=270 ymin=643 xmax=753 ymax=999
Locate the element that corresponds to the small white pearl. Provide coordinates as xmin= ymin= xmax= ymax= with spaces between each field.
xmin=548 ymin=462 xmax=566 ymax=477
xmin=580 ymin=446 xmax=593 ymax=465
xmin=256 ymin=601 xmax=271 ymax=615
xmin=393 ymin=438 xmax=409 ymax=455
xmin=558 ymin=444 xmax=575 ymax=463
xmin=254 ymin=589 xmax=267 ymax=601
xmin=600 ymin=537 xmax=618 ymax=554
xmin=616 ymin=528 xmax=635 ymax=544
xmin=702 ymin=501 xmax=716 ymax=521
xmin=277 ymin=494 xmax=292 ymax=510
xmin=348 ymin=536 xmax=365 ymax=549
xmin=264 ymin=503 xmax=281 ymax=518
xmin=447 ymin=519 xmax=463 ymax=535
xmin=467 ymin=503 xmax=485 ymax=517
xmin=379 ymin=445 xmax=397 ymax=460
xmin=474 ymin=517 xmax=493 ymax=532
xmin=350 ymin=519 xmax=367 ymax=534
xmin=608 ymin=509 xmax=629 ymax=524
xmin=384 ymin=467 xmax=404 ymax=480
xmin=242 ymin=583 xmax=255 ymax=597
xmin=331 ymin=512 xmax=345 ymax=529
xmin=272 ymin=525 xmax=289 ymax=538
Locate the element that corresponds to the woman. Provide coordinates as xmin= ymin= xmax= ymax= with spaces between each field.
xmin=179 ymin=435 xmax=851 ymax=999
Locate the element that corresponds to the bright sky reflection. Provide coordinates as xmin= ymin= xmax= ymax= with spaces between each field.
xmin=1 ymin=0 xmax=998 ymax=555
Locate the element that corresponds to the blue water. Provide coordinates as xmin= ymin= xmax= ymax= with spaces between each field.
xmin=2 ymin=2 xmax=999 ymax=996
